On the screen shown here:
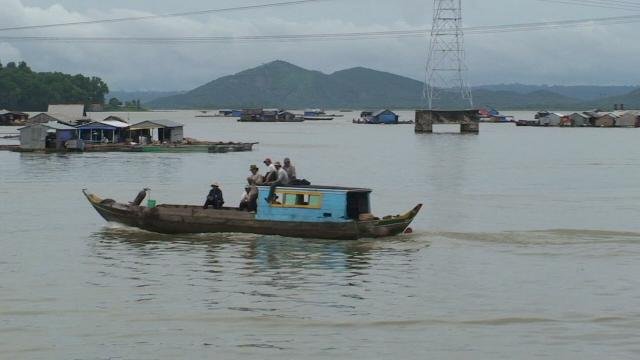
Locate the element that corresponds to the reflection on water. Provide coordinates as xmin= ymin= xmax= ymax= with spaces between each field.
xmin=89 ymin=226 xmax=425 ymax=273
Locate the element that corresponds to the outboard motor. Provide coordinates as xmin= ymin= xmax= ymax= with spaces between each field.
xmin=131 ymin=188 xmax=150 ymax=206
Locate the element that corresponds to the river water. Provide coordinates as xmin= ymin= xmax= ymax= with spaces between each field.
xmin=1 ymin=111 xmax=640 ymax=359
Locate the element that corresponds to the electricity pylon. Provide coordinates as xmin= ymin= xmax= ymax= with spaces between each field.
xmin=424 ymin=0 xmax=473 ymax=110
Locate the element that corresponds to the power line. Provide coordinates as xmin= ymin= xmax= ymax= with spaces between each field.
xmin=536 ymin=0 xmax=640 ymax=11
xmin=1 ymin=14 xmax=639 ymax=44
xmin=0 ymin=0 xmax=334 ymax=32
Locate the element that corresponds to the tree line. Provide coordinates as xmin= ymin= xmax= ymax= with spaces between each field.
xmin=0 ymin=60 xmax=109 ymax=111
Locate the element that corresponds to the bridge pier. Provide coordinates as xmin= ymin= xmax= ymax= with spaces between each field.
xmin=415 ymin=110 xmax=480 ymax=134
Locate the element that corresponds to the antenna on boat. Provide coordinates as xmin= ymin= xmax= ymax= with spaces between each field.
xmin=424 ymin=0 xmax=473 ymax=110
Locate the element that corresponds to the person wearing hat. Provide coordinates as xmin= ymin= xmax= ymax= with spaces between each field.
xmin=263 ymin=158 xmax=277 ymax=183
xmin=203 ymin=182 xmax=224 ymax=209
xmin=246 ymin=165 xmax=263 ymax=212
xmin=265 ymin=161 xmax=290 ymax=203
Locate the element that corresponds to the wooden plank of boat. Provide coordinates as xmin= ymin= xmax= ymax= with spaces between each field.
xmin=83 ymin=189 xmax=421 ymax=240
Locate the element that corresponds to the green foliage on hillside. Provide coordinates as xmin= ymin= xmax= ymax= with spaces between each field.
xmin=147 ymin=60 xmax=639 ymax=111
xmin=0 ymin=60 xmax=109 ymax=111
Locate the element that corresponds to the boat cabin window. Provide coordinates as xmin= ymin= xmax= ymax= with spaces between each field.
xmin=347 ymin=192 xmax=371 ymax=219
xmin=272 ymin=191 xmax=323 ymax=209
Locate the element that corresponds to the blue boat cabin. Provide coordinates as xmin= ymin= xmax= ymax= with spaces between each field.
xmin=256 ymin=186 xmax=371 ymax=223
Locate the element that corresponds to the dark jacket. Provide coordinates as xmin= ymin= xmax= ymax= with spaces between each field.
xmin=206 ymin=187 xmax=224 ymax=208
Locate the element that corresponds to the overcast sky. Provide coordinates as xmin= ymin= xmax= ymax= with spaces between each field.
xmin=1 ymin=0 xmax=638 ymax=90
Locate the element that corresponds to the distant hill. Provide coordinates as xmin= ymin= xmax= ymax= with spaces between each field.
xmin=148 ymin=61 xmax=425 ymax=109
xmin=475 ymin=84 xmax=639 ymax=101
xmin=146 ymin=60 xmax=638 ymax=110
xmin=581 ymin=88 xmax=640 ymax=110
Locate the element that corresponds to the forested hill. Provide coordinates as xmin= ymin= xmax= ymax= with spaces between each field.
xmin=147 ymin=61 xmax=426 ymax=109
xmin=0 ymin=61 xmax=109 ymax=111
xmin=147 ymin=61 xmax=635 ymax=110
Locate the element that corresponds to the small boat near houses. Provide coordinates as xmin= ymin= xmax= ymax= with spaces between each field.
xmin=303 ymin=109 xmax=334 ymax=121
xmin=83 ymin=185 xmax=422 ymax=240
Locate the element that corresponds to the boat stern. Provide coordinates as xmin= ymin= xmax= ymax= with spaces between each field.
xmin=358 ymin=204 xmax=423 ymax=238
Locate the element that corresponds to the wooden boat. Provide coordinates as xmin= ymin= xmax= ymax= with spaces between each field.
xmin=83 ymin=185 xmax=422 ymax=240
xmin=140 ymin=142 xmax=257 ymax=153
xmin=303 ymin=109 xmax=334 ymax=121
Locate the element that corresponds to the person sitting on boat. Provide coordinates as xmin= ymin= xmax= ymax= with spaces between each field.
xmin=239 ymin=186 xmax=251 ymax=211
xmin=265 ymin=161 xmax=289 ymax=203
xmin=246 ymin=165 xmax=263 ymax=212
xmin=203 ymin=183 xmax=224 ymax=209
xmin=263 ymin=158 xmax=277 ymax=182
xmin=283 ymin=157 xmax=296 ymax=180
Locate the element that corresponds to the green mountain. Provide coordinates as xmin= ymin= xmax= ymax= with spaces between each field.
xmin=583 ymin=88 xmax=640 ymax=110
xmin=147 ymin=61 xmax=424 ymax=109
xmin=147 ymin=60 xmax=628 ymax=110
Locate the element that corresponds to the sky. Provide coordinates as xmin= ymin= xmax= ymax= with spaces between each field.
xmin=0 ymin=0 xmax=638 ymax=91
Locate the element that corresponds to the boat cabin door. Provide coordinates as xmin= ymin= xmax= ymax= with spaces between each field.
xmin=346 ymin=192 xmax=371 ymax=219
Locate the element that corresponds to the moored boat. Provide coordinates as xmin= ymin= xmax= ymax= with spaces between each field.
xmin=83 ymin=185 xmax=422 ymax=240
xmin=303 ymin=109 xmax=334 ymax=121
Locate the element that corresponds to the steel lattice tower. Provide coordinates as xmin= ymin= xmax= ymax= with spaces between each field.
xmin=424 ymin=0 xmax=473 ymax=110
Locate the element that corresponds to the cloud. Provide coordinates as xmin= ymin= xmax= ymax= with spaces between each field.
xmin=2 ymin=0 xmax=640 ymax=89
xmin=0 ymin=42 xmax=22 ymax=62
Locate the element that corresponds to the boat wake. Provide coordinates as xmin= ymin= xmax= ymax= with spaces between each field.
xmin=424 ymin=229 xmax=640 ymax=246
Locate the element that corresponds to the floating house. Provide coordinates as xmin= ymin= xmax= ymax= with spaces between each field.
xmin=594 ymin=113 xmax=617 ymax=127
xmin=0 ymin=110 xmax=29 ymax=125
xmin=568 ymin=113 xmax=590 ymax=127
xmin=128 ymin=120 xmax=184 ymax=143
xmin=240 ymin=109 xmax=264 ymax=122
xmin=47 ymin=104 xmax=89 ymax=125
xmin=371 ymin=109 xmax=399 ymax=124
xmin=262 ymin=109 xmax=279 ymax=121
xmin=76 ymin=120 xmax=130 ymax=143
xmin=538 ymin=113 xmax=563 ymax=126
xmin=18 ymin=121 xmax=77 ymax=150
xmin=277 ymin=111 xmax=297 ymax=122
xmin=615 ymin=111 xmax=640 ymax=128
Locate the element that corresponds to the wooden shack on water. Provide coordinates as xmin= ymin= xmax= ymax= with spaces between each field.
xmin=18 ymin=122 xmax=77 ymax=150
xmin=76 ymin=120 xmax=130 ymax=143
xmin=615 ymin=112 xmax=640 ymax=127
xmin=0 ymin=110 xmax=29 ymax=125
xmin=594 ymin=113 xmax=617 ymax=127
xmin=128 ymin=120 xmax=184 ymax=143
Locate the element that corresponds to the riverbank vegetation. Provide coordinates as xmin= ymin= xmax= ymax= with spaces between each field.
xmin=0 ymin=61 xmax=109 ymax=111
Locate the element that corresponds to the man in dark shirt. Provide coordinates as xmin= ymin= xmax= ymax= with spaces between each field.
xmin=203 ymin=183 xmax=224 ymax=209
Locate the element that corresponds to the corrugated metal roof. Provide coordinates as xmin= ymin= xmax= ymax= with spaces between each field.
xmin=47 ymin=104 xmax=86 ymax=124
xmin=100 ymin=120 xmax=130 ymax=128
xmin=129 ymin=119 xmax=183 ymax=130
xmin=76 ymin=120 xmax=130 ymax=129
xmin=19 ymin=121 xmax=76 ymax=131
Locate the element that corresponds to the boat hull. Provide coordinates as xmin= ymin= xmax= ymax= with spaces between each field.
xmin=83 ymin=191 xmax=421 ymax=240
